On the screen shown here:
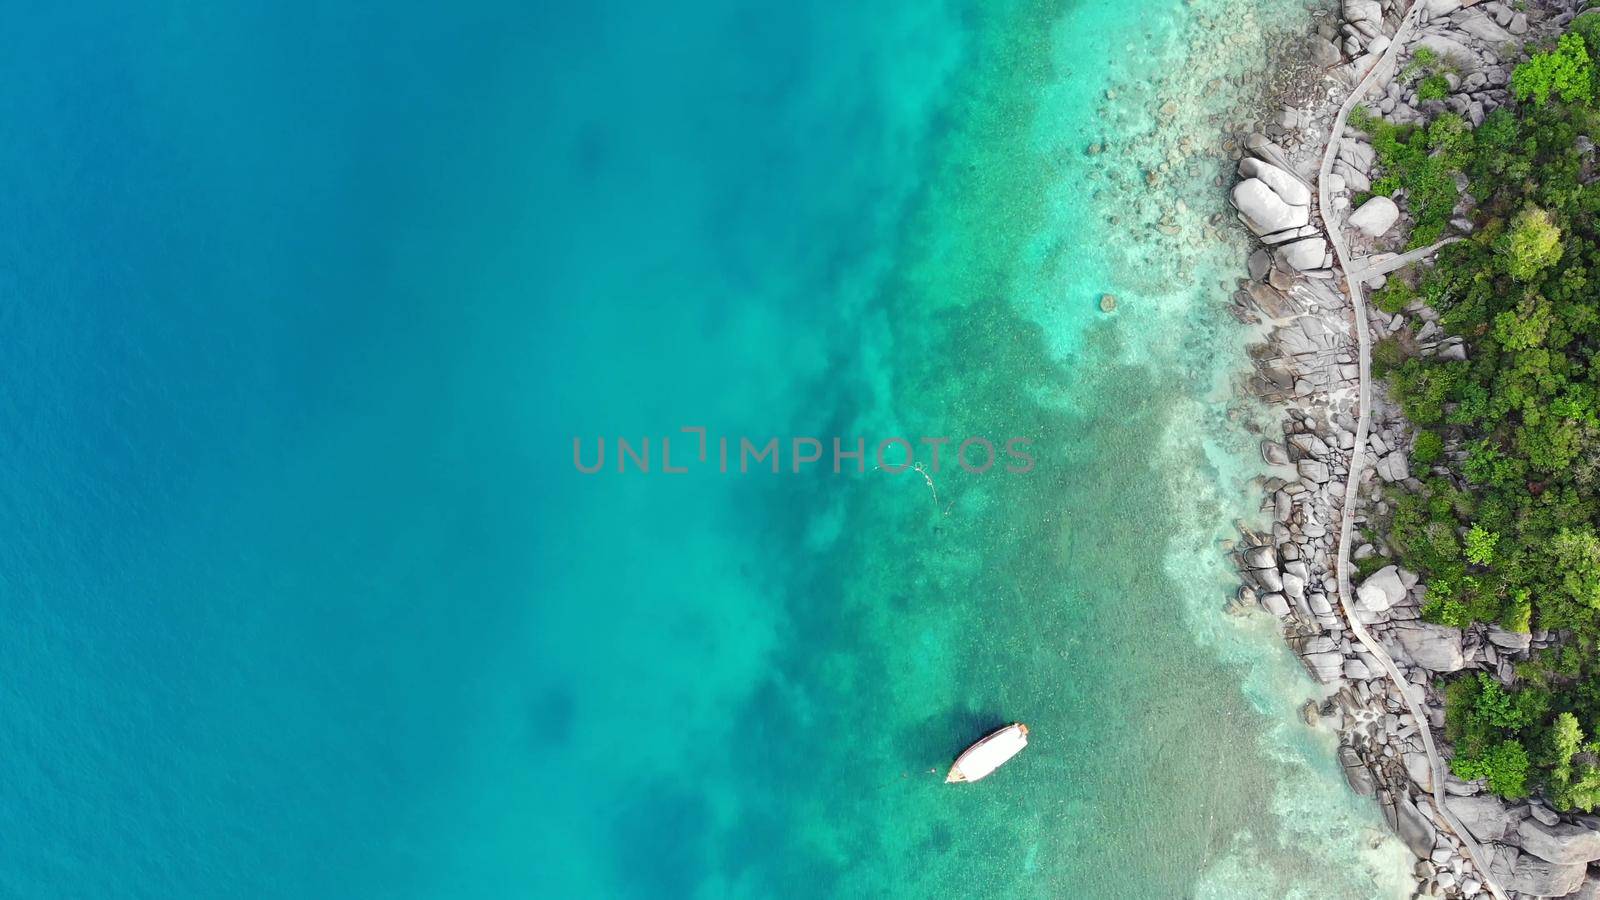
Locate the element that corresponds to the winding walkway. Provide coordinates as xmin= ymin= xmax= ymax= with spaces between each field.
xmin=1346 ymin=236 xmax=1465 ymax=284
xmin=1315 ymin=4 xmax=1508 ymax=898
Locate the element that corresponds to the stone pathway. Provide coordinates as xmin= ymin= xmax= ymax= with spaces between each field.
xmin=1316 ymin=3 xmax=1506 ymax=898
xmin=1347 ymin=236 xmax=1466 ymax=284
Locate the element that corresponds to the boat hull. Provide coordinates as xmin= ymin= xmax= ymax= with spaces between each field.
xmin=945 ymin=723 xmax=1028 ymax=783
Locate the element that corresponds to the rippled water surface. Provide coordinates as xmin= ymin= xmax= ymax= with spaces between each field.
xmin=0 ymin=1 xmax=1413 ymax=896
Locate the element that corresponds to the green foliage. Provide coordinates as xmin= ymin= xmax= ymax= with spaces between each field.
xmin=1376 ymin=21 xmax=1600 ymax=812
xmin=1466 ymin=523 xmax=1500 ymax=565
xmin=1405 ymin=46 xmax=1440 ymax=78
xmin=1387 ymin=358 xmax=1464 ymax=426
xmin=1413 ymin=429 xmax=1445 ymax=466
xmin=1512 ymin=33 xmax=1596 ymax=107
xmin=1373 ymin=335 xmax=1407 ymax=378
xmin=1503 ymin=206 xmax=1564 ymax=281
xmin=1445 ymin=672 xmax=1544 ymax=799
xmin=1471 ymin=740 xmax=1532 ymax=798
xmin=1374 ymin=276 xmax=1417 ymax=315
xmin=1418 ymin=73 xmax=1451 ymax=102
xmin=1354 ymin=111 xmax=1466 ymax=248
xmin=1553 ymin=527 xmax=1600 ymax=608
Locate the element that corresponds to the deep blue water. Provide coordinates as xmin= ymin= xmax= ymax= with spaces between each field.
xmin=1 ymin=2 xmax=1414 ymax=897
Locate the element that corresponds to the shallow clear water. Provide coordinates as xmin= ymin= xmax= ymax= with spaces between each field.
xmin=1 ymin=1 xmax=1413 ymax=897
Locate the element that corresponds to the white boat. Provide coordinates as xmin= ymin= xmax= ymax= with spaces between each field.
xmin=945 ymin=723 xmax=1029 ymax=783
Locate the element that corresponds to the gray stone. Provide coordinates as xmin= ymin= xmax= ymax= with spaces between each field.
xmin=1256 ymin=567 xmax=1283 ymax=593
xmin=1281 ymin=571 xmax=1307 ymax=602
xmin=1262 ymin=592 xmax=1290 ymax=617
xmin=1376 ymin=452 xmax=1410 ymax=483
xmin=1457 ymin=9 xmax=1514 ymax=46
xmin=1384 ymin=621 xmax=1467 ymax=672
xmin=1356 ymin=565 xmax=1407 ymax=612
xmin=1517 ymin=818 xmax=1600 ymax=865
xmin=1348 ymin=196 xmax=1400 ymax=237
xmin=1302 ymin=651 xmax=1343 ymax=683
xmin=1276 ymin=237 xmax=1329 ymax=272
xmin=1248 ymin=248 xmax=1271 ymax=282
xmin=1338 ymin=138 xmax=1375 ymax=172
xmin=1339 ymin=745 xmax=1375 ymax=796
xmin=1244 ymin=545 xmax=1276 ymax=570
xmin=1486 ymin=625 xmax=1532 ymax=652
xmin=1336 ymin=162 xmax=1370 ymax=193
xmin=1446 ymin=794 xmax=1522 ymax=843
xmin=1503 ymin=853 xmax=1587 ymax=897
xmin=1261 ymin=440 xmax=1289 ymax=466
xmin=1298 ymin=459 xmax=1331 ymax=483
xmin=1310 ymin=36 xmax=1342 ymax=68
xmin=1396 ymin=794 xmax=1437 ymax=859
xmin=1414 ymin=35 xmax=1479 ymax=73
xmin=1404 ymin=749 xmax=1434 ymax=792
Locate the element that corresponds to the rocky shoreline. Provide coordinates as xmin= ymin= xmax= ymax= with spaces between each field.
xmin=1225 ymin=2 xmax=1600 ymax=898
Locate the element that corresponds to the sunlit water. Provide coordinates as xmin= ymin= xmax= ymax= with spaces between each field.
xmin=0 ymin=1 xmax=1413 ymax=896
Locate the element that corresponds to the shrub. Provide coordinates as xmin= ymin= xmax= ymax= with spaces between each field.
xmin=1512 ymin=33 xmax=1596 ymax=107
xmin=1465 ymin=523 xmax=1499 ymax=565
xmin=1503 ymin=206 xmax=1563 ymax=281
xmin=1414 ymin=430 xmax=1445 ymax=466
xmin=1405 ymin=46 xmax=1440 ymax=78
xmin=1418 ymin=73 xmax=1452 ymax=102
xmin=1373 ymin=335 xmax=1407 ymax=377
xmin=1374 ymin=277 xmax=1417 ymax=315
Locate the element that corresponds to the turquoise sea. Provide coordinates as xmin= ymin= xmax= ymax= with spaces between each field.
xmin=4 ymin=1 xmax=1417 ymax=897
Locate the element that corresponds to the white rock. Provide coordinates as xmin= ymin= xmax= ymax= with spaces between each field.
xmin=1348 ymin=196 xmax=1400 ymax=237
xmin=1233 ymin=179 xmax=1310 ymax=234
xmin=1277 ymin=237 xmax=1329 ymax=272
xmin=1343 ymin=0 xmax=1382 ymax=25
xmin=1239 ymin=158 xmax=1312 ymax=207
xmin=1457 ymin=10 xmax=1514 ymax=45
xmin=1357 ymin=565 xmax=1407 ymax=612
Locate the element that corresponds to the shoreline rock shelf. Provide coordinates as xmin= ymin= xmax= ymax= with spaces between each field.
xmin=1225 ymin=1 xmax=1600 ymax=897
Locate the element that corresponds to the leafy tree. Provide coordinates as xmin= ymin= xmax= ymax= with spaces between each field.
xmin=1512 ymin=33 xmax=1596 ymax=107
xmin=1546 ymin=712 xmax=1584 ymax=780
xmin=1552 ymin=527 xmax=1600 ymax=608
xmin=1454 ymin=739 xmax=1532 ymax=798
xmin=1370 ymin=20 xmax=1600 ymax=812
xmin=1503 ymin=206 xmax=1564 ymax=281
